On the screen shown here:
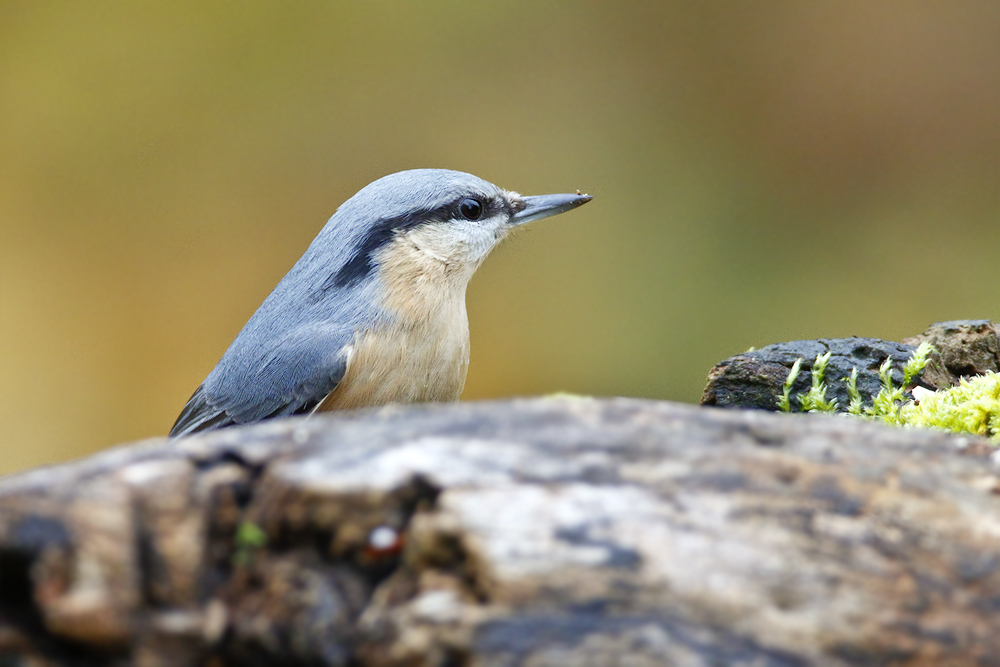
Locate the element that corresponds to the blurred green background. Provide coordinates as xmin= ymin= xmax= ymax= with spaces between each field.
xmin=3 ymin=2 xmax=1000 ymax=475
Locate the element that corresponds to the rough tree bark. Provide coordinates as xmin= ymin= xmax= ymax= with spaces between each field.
xmin=1 ymin=398 xmax=999 ymax=666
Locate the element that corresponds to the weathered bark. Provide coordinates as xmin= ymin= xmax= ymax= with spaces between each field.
xmin=2 ymin=398 xmax=999 ymax=666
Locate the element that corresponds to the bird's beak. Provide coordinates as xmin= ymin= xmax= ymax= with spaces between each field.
xmin=511 ymin=192 xmax=593 ymax=226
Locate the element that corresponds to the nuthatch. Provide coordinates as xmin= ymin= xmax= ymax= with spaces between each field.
xmin=169 ymin=169 xmax=591 ymax=437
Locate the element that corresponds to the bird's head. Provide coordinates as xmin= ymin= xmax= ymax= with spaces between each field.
xmin=325 ymin=169 xmax=592 ymax=292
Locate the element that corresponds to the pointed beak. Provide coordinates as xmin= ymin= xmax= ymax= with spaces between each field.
xmin=511 ymin=192 xmax=593 ymax=226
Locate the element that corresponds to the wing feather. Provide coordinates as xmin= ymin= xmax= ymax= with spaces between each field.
xmin=169 ymin=325 xmax=351 ymax=437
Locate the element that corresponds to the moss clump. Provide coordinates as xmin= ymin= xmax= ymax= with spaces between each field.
xmin=779 ymin=342 xmax=934 ymax=418
xmin=777 ymin=357 xmax=803 ymax=413
xmin=900 ymin=373 xmax=1000 ymax=440
xmin=233 ymin=520 xmax=268 ymax=566
xmin=865 ymin=341 xmax=935 ymax=425
xmin=777 ymin=341 xmax=1000 ymax=442
xmin=797 ymin=351 xmax=838 ymax=413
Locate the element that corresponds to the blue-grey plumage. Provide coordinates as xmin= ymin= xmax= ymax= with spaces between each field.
xmin=169 ymin=169 xmax=592 ymax=437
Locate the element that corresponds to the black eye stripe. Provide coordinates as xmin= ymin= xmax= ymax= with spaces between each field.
xmin=325 ymin=195 xmax=506 ymax=291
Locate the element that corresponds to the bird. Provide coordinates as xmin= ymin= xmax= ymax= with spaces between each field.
xmin=169 ymin=169 xmax=592 ymax=437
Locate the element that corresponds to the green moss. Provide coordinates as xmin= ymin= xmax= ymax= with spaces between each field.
xmin=845 ymin=367 xmax=863 ymax=416
xmin=543 ymin=392 xmax=595 ymax=401
xmin=779 ymin=341 xmax=1000 ymax=442
xmin=798 ymin=351 xmax=838 ymax=413
xmin=233 ymin=520 xmax=268 ymax=567
xmin=777 ymin=357 xmax=802 ymax=412
xmin=899 ymin=373 xmax=1000 ymax=440
xmin=235 ymin=520 xmax=268 ymax=548
xmin=855 ymin=341 xmax=935 ymax=425
xmin=777 ymin=351 xmax=838 ymax=413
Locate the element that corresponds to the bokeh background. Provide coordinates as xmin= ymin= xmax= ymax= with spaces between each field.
xmin=3 ymin=2 xmax=1000 ymax=475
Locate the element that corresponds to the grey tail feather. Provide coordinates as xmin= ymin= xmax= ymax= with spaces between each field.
xmin=169 ymin=385 xmax=235 ymax=437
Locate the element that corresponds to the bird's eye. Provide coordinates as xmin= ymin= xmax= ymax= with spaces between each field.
xmin=459 ymin=197 xmax=484 ymax=221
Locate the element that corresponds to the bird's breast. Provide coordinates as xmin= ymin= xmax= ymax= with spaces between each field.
xmin=316 ymin=232 xmax=476 ymax=412
xmin=316 ymin=307 xmax=470 ymax=411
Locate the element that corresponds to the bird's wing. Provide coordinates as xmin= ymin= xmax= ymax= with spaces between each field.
xmin=169 ymin=325 xmax=352 ymax=438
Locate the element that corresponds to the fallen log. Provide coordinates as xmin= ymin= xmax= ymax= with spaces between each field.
xmin=1 ymin=398 xmax=998 ymax=665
